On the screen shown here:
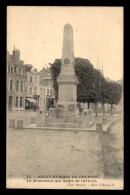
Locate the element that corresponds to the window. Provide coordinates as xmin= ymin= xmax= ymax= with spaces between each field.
xmin=8 ymin=64 xmax=10 ymax=73
xmin=30 ymin=87 xmax=32 ymax=95
xmin=20 ymin=81 xmax=23 ymax=92
xmin=16 ymin=97 xmax=18 ymax=107
xmin=22 ymin=69 xmax=24 ymax=76
xmin=34 ymin=87 xmax=36 ymax=94
xmin=26 ymin=76 xmax=27 ymax=83
xmin=30 ymin=77 xmax=32 ymax=83
xmin=10 ymin=80 xmax=13 ymax=91
xmin=18 ymin=68 xmax=21 ymax=75
xmin=44 ymin=99 xmax=46 ymax=106
xmin=20 ymin=97 xmax=23 ymax=107
xmin=35 ymin=77 xmax=37 ymax=84
xmin=14 ymin=66 xmax=17 ymax=73
xmin=40 ymin=88 xmax=42 ymax=95
xmin=50 ymin=89 xmax=53 ymax=95
xmin=26 ymin=87 xmax=27 ymax=94
xmin=43 ymin=88 xmax=45 ymax=95
xmin=47 ymin=88 xmax=49 ymax=95
xmin=16 ymin=67 xmax=18 ymax=75
xmin=11 ymin=67 xmax=13 ymax=74
xmin=16 ymin=81 xmax=19 ymax=92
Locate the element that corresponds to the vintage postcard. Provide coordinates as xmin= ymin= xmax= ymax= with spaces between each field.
xmin=6 ymin=6 xmax=123 ymax=189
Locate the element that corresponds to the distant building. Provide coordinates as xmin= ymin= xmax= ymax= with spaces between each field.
xmin=39 ymin=68 xmax=55 ymax=111
xmin=6 ymin=47 xmax=26 ymax=111
xmin=25 ymin=66 xmax=40 ymax=110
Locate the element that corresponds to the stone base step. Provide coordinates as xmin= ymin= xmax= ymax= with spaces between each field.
xmin=44 ymin=123 xmax=81 ymax=128
xmin=89 ymin=122 xmax=95 ymax=128
xmin=80 ymin=122 xmax=95 ymax=129
xmin=55 ymin=118 xmax=81 ymax=123
xmin=36 ymin=123 xmax=45 ymax=127
xmin=45 ymin=117 xmax=81 ymax=124
xmin=45 ymin=118 xmax=54 ymax=123
xmin=24 ymin=125 xmax=96 ymax=131
xmin=36 ymin=121 xmax=95 ymax=128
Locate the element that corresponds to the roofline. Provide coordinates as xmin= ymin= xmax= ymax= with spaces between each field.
xmin=26 ymin=71 xmax=40 ymax=75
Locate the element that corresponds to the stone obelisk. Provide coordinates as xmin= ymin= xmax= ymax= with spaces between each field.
xmin=57 ymin=23 xmax=79 ymax=117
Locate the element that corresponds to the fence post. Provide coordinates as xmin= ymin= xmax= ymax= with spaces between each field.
xmin=96 ymin=123 xmax=102 ymax=132
xmin=17 ymin=120 xmax=23 ymax=129
xmin=31 ymin=117 xmax=35 ymax=124
xmin=9 ymin=119 xmax=15 ymax=128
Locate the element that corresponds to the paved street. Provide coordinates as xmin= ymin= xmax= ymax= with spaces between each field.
xmin=101 ymin=117 xmax=123 ymax=178
xmin=6 ymin=114 xmax=123 ymax=180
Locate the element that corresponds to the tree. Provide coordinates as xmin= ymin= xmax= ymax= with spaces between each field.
xmin=105 ymin=81 xmax=122 ymax=115
xmin=89 ymin=69 xmax=106 ymax=117
xmin=100 ymin=80 xmax=108 ymax=116
xmin=75 ymin=58 xmax=95 ymax=107
xmin=50 ymin=59 xmax=61 ymax=102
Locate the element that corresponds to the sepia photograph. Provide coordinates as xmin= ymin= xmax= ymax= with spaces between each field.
xmin=6 ymin=6 xmax=123 ymax=189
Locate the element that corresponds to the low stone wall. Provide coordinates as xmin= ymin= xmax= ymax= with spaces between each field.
xmin=7 ymin=111 xmax=39 ymax=128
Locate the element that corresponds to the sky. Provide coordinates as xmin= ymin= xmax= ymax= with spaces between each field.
xmin=7 ymin=6 xmax=123 ymax=81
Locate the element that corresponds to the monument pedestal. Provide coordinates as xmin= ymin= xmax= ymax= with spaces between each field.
xmin=54 ymin=23 xmax=80 ymax=119
xmin=56 ymin=100 xmax=79 ymax=118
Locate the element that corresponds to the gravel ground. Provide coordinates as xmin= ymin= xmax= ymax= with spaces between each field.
xmin=6 ymin=114 xmax=123 ymax=180
xmin=101 ymin=118 xmax=124 ymax=178
xmin=7 ymin=129 xmax=103 ymax=179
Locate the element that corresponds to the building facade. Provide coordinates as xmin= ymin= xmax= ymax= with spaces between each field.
xmin=6 ymin=47 xmax=26 ymax=111
xmin=7 ymin=48 xmax=56 ymax=112
xmin=39 ymin=68 xmax=55 ymax=111
xmin=25 ymin=67 xmax=40 ymax=110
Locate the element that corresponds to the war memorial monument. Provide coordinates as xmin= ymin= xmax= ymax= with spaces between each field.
xmin=36 ymin=23 xmax=101 ymax=131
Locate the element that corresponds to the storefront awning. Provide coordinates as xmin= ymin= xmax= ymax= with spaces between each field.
xmin=26 ymin=98 xmax=37 ymax=103
xmin=46 ymin=95 xmax=55 ymax=99
xmin=34 ymin=95 xmax=40 ymax=99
